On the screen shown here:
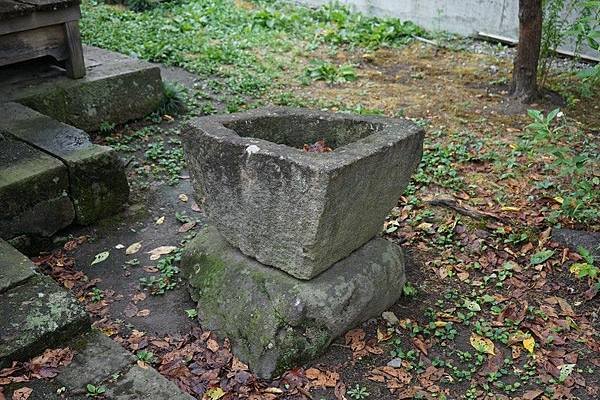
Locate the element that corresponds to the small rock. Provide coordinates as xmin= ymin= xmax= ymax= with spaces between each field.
xmin=387 ymin=358 xmax=403 ymax=368
xmin=382 ymin=311 xmax=399 ymax=325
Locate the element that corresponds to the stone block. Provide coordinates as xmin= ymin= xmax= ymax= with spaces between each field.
xmin=0 ymin=239 xmax=37 ymax=294
xmin=0 ymin=46 xmax=163 ymax=131
xmin=56 ymin=330 xmax=136 ymax=391
xmin=105 ymin=365 xmax=196 ymax=400
xmin=0 ymin=134 xmax=74 ymax=240
xmin=181 ymin=225 xmax=406 ymax=378
xmin=0 ymin=102 xmax=129 ymax=224
xmin=183 ymin=107 xmax=423 ymax=279
xmin=0 ymin=275 xmax=90 ymax=368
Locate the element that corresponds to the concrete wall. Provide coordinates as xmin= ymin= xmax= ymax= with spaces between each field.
xmin=298 ymin=0 xmax=599 ymax=60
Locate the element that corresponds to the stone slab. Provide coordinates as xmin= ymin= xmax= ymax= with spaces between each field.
xmin=105 ymin=365 xmax=195 ymax=400
xmin=0 ymin=133 xmax=74 ymax=239
xmin=0 ymin=102 xmax=130 ymax=224
xmin=0 ymin=45 xmax=163 ymax=131
xmin=183 ymin=107 xmax=423 ymax=279
xmin=552 ymin=228 xmax=600 ymax=260
xmin=3 ymin=379 xmax=86 ymax=400
xmin=0 ymin=275 xmax=90 ymax=368
xmin=181 ymin=225 xmax=406 ymax=378
xmin=0 ymin=238 xmax=37 ymax=293
xmin=56 ymin=330 xmax=136 ymax=391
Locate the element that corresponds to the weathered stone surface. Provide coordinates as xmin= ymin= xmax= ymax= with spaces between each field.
xmin=0 ymin=46 xmax=163 ymax=131
xmin=56 ymin=330 xmax=136 ymax=390
xmin=0 ymin=134 xmax=75 ymax=239
xmin=0 ymin=239 xmax=37 ymax=293
xmin=0 ymin=275 xmax=90 ymax=368
xmin=183 ymin=107 xmax=423 ymax=279
xmin=552 ymin=228 xmax=600 ymax=260
xmin=181 ymin=225 xmax=406 ymax=378
xmin=105 ymin=365 xmax=196 ymax=400
xmin=0 ymin=102 xmax=129 ymax=224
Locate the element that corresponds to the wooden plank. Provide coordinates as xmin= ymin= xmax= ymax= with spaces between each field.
xmin=15 ymin=0 xmax=79 ymax=12
xmin=63 ymin=19 xmax=84 ymax=78
xmin=0 ymin=0 xmax=34 ymax=20
xmin=0 ymin=24 xmax=67 ymax=66
xmin=0 ymin=6 xmax=80 ymax=35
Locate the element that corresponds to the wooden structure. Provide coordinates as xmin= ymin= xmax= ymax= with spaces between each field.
xmin=0 ymin=0 xmax=85 ymax=78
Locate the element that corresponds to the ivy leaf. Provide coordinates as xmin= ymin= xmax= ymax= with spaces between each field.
xmin=530 ymin=250 xmax=554 ymax=265
xmin=464 ymin=299 xmax=481 ymax=312
xmin=558 ymin=364 xmax=576 ymax=383
xmin=91 ymin=251 xmax=110 ymax=266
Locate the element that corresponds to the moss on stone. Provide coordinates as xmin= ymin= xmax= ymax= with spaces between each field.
xmin=275 ymin=323 xmax=331 ymax=374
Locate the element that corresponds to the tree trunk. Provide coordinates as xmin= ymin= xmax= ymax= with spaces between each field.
xmin=511 ymin=0 xmax=543 ymax=102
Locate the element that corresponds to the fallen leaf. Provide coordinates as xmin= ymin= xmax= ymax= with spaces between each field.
xmin=91 ymin=251 xmax=109 ymax=266
xmin=204 ymin=387 xmax=225 ymax=400
xmin=155 ymin=216 xmax=165 ymax=225
xmin=523 ymin=336 xmax=535 ymax=354
xmin=377 ymin=327 xmax=392 ymax=342
xmin=178 ymin=221 xmax=196 ymax=233
xmin=522 ymin=389 xmax=544 ymax=399
xmin=136 ymin=309 xmax=151 ymax=317
xmin=470 ymin=333 xmax=495 ymax=355
xmin=12 ymin=387 xmax=32 ymax=400
xmin=115 ymin=244 xmax=125 ymax=249
xmin=132 ymin=292 xmax=146 ymax=304
xmin=334 ymin=381 xmax=347 ymax=400
xmin=191 ymin=201 xmax=201 ymax=212
xmin=263 ymin=387 xmax=283 ymax=394
xmin=305 ymin=367 xmax=339 ymax=388
xmin=231 ymin=357 xmax=248 ymax=372
xmin=530 ymin=249 xmax=554 ymax=265
xmin=147 ymin=246 xmax=177 ymax=260
xmin=412 ymin=337 xmax=428 ymax=355
xmin=126 ymin=242 xmax=142 ymax=255
xmin=178 ymin=194 xmax=189 ymax=202
xmin=124 ymin=303 xmax=138 ymax=318
xmin=207 ymin=339 xmax=219 ymax=352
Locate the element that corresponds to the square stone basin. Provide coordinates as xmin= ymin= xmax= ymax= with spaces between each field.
xmin=183 ymin=107 xmax=424 ymax=280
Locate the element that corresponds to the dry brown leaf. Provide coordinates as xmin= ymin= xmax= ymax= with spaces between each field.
xmin=207 ymin=339 xmax=220 ymax=352
xmin=522 ymin=389 xmax=544 ymax=399
xmin=136 ymin=309 xmax=151 ymax=317
xmin=178 ymin=221 xmax=196 ymax=233
xmin=305 ymin=368 xmax=339 ymax=388
xmin=12 ymin=387 xmax=32 ymax=400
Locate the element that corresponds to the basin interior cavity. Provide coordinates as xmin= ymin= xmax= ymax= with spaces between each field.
xmin=224 ymin=115 xmax=384 ymax=149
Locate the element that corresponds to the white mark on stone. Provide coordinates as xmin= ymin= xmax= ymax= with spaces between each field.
xmin=245 ymin=144 xmax=260 ymax=155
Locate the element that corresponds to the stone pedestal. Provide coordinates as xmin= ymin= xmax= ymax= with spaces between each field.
xmin=181 ymin=226 xmax=406 ymax=379
xmin=181 ymin=107 xmax=424 ymax=378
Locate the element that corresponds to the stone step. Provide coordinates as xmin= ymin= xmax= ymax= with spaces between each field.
xmin=0 ymin=102 xmax=129 ymax=225
xmin=0 ymin=45 xmax=163 ymax=131
xmin=0 ymin=239 xmax=36 ymax=294
xmin=0 ymin=276 xmax=90 ymax=369
xmin=4 ymin=330 xmax=195 ymax=399
xmin=0 ymin=134 xmax=75 ymax=242
xmin=0 ymin=240 xmax=90 ymax=368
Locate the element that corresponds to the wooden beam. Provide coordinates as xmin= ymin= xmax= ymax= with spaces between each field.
xmin=63 ymin=19 xmax=84 ymax=78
